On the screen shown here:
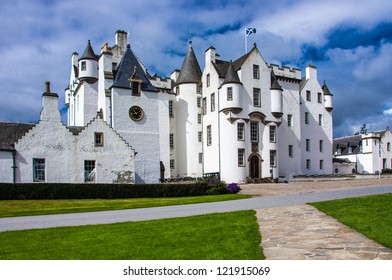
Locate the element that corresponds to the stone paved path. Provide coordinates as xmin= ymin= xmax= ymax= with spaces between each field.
xmin=256 ymin=204 xmax=392 ymax=260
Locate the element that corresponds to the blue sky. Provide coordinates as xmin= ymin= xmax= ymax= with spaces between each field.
xmin=0 ymin=0 xmax=392 ymax=137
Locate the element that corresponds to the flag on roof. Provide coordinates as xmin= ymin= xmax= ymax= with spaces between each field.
xmin=245 ymin=28 xmax=256 ymax=36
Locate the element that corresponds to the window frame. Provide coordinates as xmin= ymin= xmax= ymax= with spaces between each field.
xmin=33 ymin=158 xmax=46 ymax=182
xmin=238 ymin=148 xmax=245 ymax=167
xmin=237 ymin=122 xmax=245 ymax=141
xmin=250 ymin=121 xmax=259 ymax=143
xmin=84 ymin=160 xmax=96 ymax=183
xmin=253 ymin=88 xmax=261 ymax=107
xmin=207 ymin=125 xmax=212 ymax=146
xmin=227 ymin=87 xmax=233 ymax=101
xmin=94 ymin=132 xmax=104 ymax=147
xmin=253 ymin=64 xmax=260 ymax=79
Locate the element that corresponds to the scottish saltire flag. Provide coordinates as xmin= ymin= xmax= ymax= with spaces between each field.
xmin=246 ymin=27 xmax=256 ymax=36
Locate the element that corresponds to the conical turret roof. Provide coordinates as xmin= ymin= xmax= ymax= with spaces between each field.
xmin=112 ymin=45 xmax=157 ymax=92
xmin=176 ymin=41 xmax=202 ymax=85
xmin=322 ymin=80 xmax=333 ymax=96
xmin=79 ymin=40 xmax=98 ymax=61
xmin=221 ymin=61 xmax=242 ymax=86
xmin=270 ymin=72 xmax=282 ymax=90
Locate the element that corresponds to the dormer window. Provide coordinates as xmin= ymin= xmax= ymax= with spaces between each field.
xmin=128 ymin=66 xmax=142 ymax=96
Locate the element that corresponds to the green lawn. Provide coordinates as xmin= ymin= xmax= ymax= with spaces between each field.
xmin=0 ymin=194 xmax=249 ymax=218
xmin=0 ymin=210 xmax=264 ymax=260
xmin=310 ymin=193 xmax=392 ymax=249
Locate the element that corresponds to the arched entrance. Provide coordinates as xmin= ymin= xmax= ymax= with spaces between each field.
xmin=249 ymin=153 xmax=261 ymax=179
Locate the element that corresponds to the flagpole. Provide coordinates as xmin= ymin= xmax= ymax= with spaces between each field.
xmin=245 ymin=28 xmax=247 ymax=53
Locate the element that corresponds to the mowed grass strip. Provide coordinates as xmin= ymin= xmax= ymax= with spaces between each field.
xmin=310 ymin=193 xmax=392 ymax=249
xmin=0 ymin=210 xmax=264 ymax=260
xmin=0 ymin=194 xmax=250 ymax=218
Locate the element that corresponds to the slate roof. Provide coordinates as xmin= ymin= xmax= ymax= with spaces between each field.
xmin=0 ymin=122 xmax=34 ymax=151
xmin=79 ymin=40 xmax=98 ymax=61
xmin=322 ymin=81 xmax=333 ymax=96
xmin=333 ymin=135 xmax=362 ymax=155
xmin=112 ymin=45 xmax=158 ymax=92
xmin=270 ymin=72 xmax=282 ymax=90
xmin=176 ymin=43 xmax=202 ymax=85
xmin=212 ymin=44 xmax=256 ymax=79
xmin=221 ymin=62 xmax=242 ymax=86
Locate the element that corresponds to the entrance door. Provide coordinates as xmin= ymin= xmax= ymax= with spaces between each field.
xmin=250 ymin=155 xmax=260 ymax=178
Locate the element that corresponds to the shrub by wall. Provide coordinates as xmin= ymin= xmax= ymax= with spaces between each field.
xmin=0 ymin=182 xmax=212 ymax=200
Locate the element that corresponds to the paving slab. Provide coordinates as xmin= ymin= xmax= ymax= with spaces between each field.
xmin=257 ymin=204 xmax=392 ymax=260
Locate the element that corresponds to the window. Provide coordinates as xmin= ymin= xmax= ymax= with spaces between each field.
xmin=84 ymin=160 xmax=96 ymax=183
xmin=202 ymin=97 xmax=207 ymax=115
xmin=348 ymin=144 xmax=352 ymax=154
xmin=269 ymin=125 xmax=276 ymax=143
xmin=388 ymin=142 xmax=391 ymax=151
xmin=197 ymin=97 xmax=201 ymax=108
xmin=197 ymin=84 xmax=202 ymax=95
xmin=318 ymin=92 xmax=322 ymax=103
xmin=253 ymin=64 xmax=260 ymax=79
xmin=306 ymin=159 xmax=311 ymax=170
xmin=227 ymin=87 xmax=233 ymax=101
xmin=253 ymin=88 xmax=261 ymax=107
xmin=207 ymin=125 xmax=212 ymax=146
xmin=270 ymin=150 xmax=277 ymax=167
xmin=81 ymin=61 xmax=86 ymax=71
xmin=170 ymin=133 xmax=174 ymax=148
xmin=169 ymin=100 xmax=174 ymax=117
xmin=211 ymin=93 xmax=215 ymax=112
xmin=198 ymin=114 xmax=202 ymax=124
xmin=94 ymin=132 xmax=104 ymax=147
xmin=318 ymin=114 xmax=323 ymax=126
xmin=250 ymin=121 xmax=259 ymax=143
xmin=33 ymin=158 xmax=45 ymax=182
xmin=319 ymin=140 xmax=324 ymax=153
xmin=305 ymin=112 xmax=309 ymax=124
xmin=206 ymin=74 xmax=210 ymax=87
xmin=175 ymin=86 xmax=180 ymax=95
xmin=238 ymin=149 xmax=245 ymax=166
xmin=131 ymin=81 xmax=141 ymax=96
xmin=170 ymin=159 xmax=175 ymax=169
xmin=198 ymin=131 xmax=202 ymax=142
xmin=287 ymin=114 xmax=293 ymax=127
xmin=112 ymin=62 xmax=118 ymax=71
xmin=199 ymin=153 xmax=203 ymax=164
xmin=237 ymin=123 xmax=245 ymax=141
xmin=288 ymin=145 xmax=293 ymax=158
xmin=306 ymin=139 xmax=310 ymax=152
xmin=306 ymin=90 xmax=311 ymax=102
xmin=320 ymin=160 xmax=324 ymax=170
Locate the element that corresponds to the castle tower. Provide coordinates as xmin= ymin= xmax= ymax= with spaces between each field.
xmin=78 ymin=40 xmax=98 ymax=83
xmin=174 ymin=40 xmax=203 ymax=177
xmin=219 ymin=61 xmax=243 ymax=112
xmin=322 ymin=80 xmax=333 ymax=112
xmin=270 ymin=73 xmax=283 ymax=118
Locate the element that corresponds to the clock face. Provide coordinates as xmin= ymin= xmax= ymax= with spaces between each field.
xmin=129 ymin=106 xmax=144 ymax=121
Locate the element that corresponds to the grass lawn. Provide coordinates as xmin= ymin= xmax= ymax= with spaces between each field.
xmin=310 ymin=193 xmax=392 ymax=249
xmin=0 ymin=194 xmax=250 ymax=218
xmin=0 ymin=210 xmax=264 ymax=260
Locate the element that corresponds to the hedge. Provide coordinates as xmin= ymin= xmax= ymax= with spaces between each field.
xmin=0 ymin=182 xmax=214 ymax=200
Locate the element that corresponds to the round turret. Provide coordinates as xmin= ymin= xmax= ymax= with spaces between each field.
xmin=322 ymin=81 xmax=333 ymax=112
xmin=270 ymin=74 xmax=283 ymax=118
xmin=78 ymin=40 xmax=98 ymax=83
xmin=220 ymin=62 xmax=243 ymax=113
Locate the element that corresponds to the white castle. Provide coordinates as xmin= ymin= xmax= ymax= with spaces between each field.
xmin=0 ymin=30 xmax=334 ymax=184
xmin=65 ymin=30 xmax=333 ymax=184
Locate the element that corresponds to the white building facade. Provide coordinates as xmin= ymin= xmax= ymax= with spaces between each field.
xmin=333 ymin=128 xmax=392 ymax=175
xmin=1 ymin=30 xmax=334 ymax=184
